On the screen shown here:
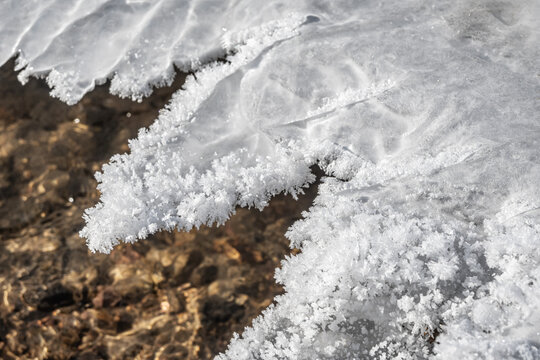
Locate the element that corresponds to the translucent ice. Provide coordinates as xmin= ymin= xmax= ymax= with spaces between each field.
xmin=0 ymin=0 xmax=310 ymax=104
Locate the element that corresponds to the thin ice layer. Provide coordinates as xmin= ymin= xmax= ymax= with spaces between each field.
xmin=0 ymin=0 xmax=310 ymax=104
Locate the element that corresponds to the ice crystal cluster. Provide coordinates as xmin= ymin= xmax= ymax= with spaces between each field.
xmin=2 ymin=0 xmax=539 ymax=358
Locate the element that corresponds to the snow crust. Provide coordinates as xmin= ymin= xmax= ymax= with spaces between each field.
xmin=2 ymin=0 xmax=540 ymax=358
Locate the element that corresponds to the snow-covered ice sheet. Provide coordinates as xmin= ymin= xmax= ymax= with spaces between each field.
xmin=2 ymin=0 xmax=539 ymax=358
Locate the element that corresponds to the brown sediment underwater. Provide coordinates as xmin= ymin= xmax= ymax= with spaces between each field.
xmin=0 ymin=59 xmax=316 ymax=360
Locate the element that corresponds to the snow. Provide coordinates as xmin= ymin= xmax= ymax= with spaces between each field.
xmin=1 ymin=0 xmax=539 ymax=358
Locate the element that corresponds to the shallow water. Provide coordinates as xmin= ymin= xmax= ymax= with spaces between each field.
xmin=0 ymin=60 xmax=316 ymax=360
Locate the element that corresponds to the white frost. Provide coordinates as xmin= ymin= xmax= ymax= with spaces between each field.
xmin=79 ymin=14 xmax=315 ymax=253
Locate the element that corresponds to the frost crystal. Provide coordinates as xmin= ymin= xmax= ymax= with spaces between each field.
xmin=2 ymin=0 xmax=539 ymax=359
